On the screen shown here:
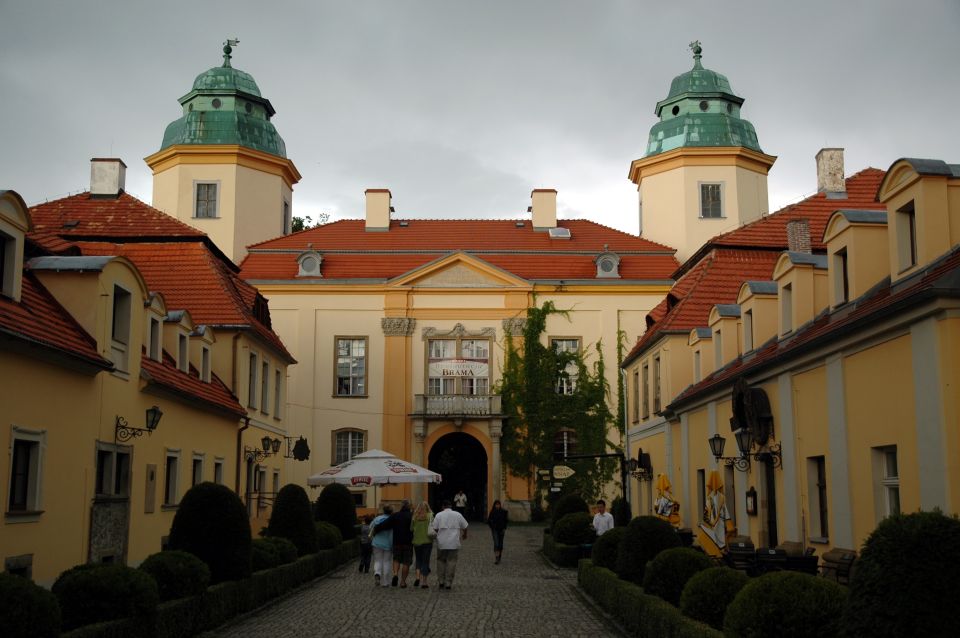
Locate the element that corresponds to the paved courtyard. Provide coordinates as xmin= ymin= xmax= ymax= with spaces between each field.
xmin=206 ymin=525 xmax=623 ymax=637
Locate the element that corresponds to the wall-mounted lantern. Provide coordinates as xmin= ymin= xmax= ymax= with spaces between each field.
xmin=115 ymin=405 xmax=163 ymax=442
xmin=245 ymin=435 xmax=282 ymax=463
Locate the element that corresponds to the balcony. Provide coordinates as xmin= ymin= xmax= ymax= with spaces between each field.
xmin=412 ymin=394 xmax=502 ymax=419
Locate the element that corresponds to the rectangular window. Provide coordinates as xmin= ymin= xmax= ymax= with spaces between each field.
xmin=700 ymin=183 xmax=723 ymax=218
xmin=8 ymin=435 xmax=44 ymax=512
xmin=336 ymin=337 xmax=367 ymax=396
xmin=807 ymin=456 xmax=829 ymax=540
xmin=653 ymin=355 xmax=661 ymax=413
xmin=178 ymin=333 xmax=188 ymax=372
xmin=427 ymin=337 xmax=490 ymax=396
xmin=896 ymin=201 xmax=917 ymax=272
xmin=194 ymin=183 xmax=218 ymax=218
xmin=248 ymin=352 xmax=258 ymax=408
xmin=834 ymin=248 xmax=849 ymax=305
xmin=149 ymin=318 xmax=161 ymax=361
xmin=191 ymin=455 xmax=203 ymax=487
xmin=631 ymin=369 xmax=640 ymax=423
xmin=334 ymin=430 xmax=365 ymax=465
xmin=111 ymin=285 xmax=131 ymax=371
xmin=350 ymin=491 xmax=367 ymax=508
xmin=95 ymin=444 xmax=130 ymax=498
xmin=261 ymin=361 xmax=270 ymax=413
xmin=272 ymin=471 xmax=280 ymax=498
xmin=714 ymin=329 xmax=723 ymax=369
xmin=693 ymin=350 xmax=702 ymax=383
xmin=0 ymin=231 xmax=9 ymax=298
xmin=723 ymin=465 xmax=736 ymax=527
xmin=744 ymin=309 xmax=754 ymax=352
xmin=274 ymin=370 xmax=283 ymax=418
xmin=201 ymin=346 xmax=211 ymax=382
xmin=283 ymin=200 xmax=291 ymax=235
xmin=257 ymin=467 xmax=268 ymax=509
xmin=213 ymin=459 xmax=224 ymax=485
xmin=877 ymin=446 xmax=900 ymax=519
xmin=164 ymin=452 xmax=180 ymax=506
xmin=551 ymin=338 xmax=581 ymax=395
xmin=641 ymin=362 xmax=650 ymax=419
xmin=697 ymin=469 xmax=707 ymax=522
xmin=781 ymin=283 xmax=793 ymax=334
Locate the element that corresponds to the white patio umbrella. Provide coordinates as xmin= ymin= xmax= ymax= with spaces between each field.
xmin=307 ymin=449 xmax=442 ymax=487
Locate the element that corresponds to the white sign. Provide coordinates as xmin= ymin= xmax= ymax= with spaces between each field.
xmin=552 ymin=465 xmax=576 ymax=479
xmin=550 ymin=487 xmax=561 ymax=492
xmin=427 ymin=359 xmax=488 ymax=378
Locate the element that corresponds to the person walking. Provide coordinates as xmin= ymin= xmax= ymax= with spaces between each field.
xmin=411 ymin=501 xmax=434 ymax=589
xmin=374 ymin=499 xmax=414 ymax=587
xmin=592 ymin=499 xmax=615 ymax=537
xmin=370 ymin=504 xmax=393 ymax=587
xmin=487 ymin=500 xmax=508 ymax=564
xmin=431 ymin=499 xmax=468 ymax=590
xmin=358 ymin=514 xmax=373 ymax=573
xmin=453 ymin=489 xmax=468 ymax=518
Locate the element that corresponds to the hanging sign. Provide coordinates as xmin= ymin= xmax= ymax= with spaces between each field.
xmin=550 ymin=487 xmax=561 ymax=492
xmin=552 ymin=465 xmax=576 ymax=479
xmin=427 ymin=359 xmax=488 ymax=378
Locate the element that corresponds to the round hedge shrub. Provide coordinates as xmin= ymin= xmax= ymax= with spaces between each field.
xmin=679 ymin=566 xmax=748 ymax=631
xmin=53 ymin=564 xmax=159 ymax=631
xmin=724 ymin=571 xmax=847 ymax=638
xmin=610 ymin=496 xmax=631 ymax=527
xmin=262 ymin=535 xmax=298 ymax=565
xmin=553 ymin=512 xmax=595 ymax=545
xmin=591 ymin=526 xmax=626 ymax=571
xmin=842 ymin=510 xmax=960 ymax=637
xmin=168 ymin=481 xmax=252 ymax=583
xmin=615 ymin=515 xmax=681 ymax=584
xmin=550 ymin=493 xmax=589 ymax=528
xmin=138 ymin=550 xmax=210 ymax=601
xmin=251 ymin=538 xmax=281 ymax=571
xmin=266 ymin=483 xmax=318 ymax=556
xmin=0 ymin=572 xmax=61 ymax=638
xmin=315 ymin=482 xmax=358 ymax=540
xmin=642 ymin=547 xmax=715 ymax=606
xmin=315 ymin=520 xmax=344 ymax=550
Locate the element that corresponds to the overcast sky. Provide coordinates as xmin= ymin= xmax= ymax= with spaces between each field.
xmin=2 ymin=1 xmax=958 ymax=236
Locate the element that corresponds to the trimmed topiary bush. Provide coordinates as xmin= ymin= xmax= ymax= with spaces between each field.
xmin=592 ymin=526 xmax=626 ymax=571
xmin=251 ymin=538 xmax=280 ymax=571
xmin=168 ymin=481 xmax=252 ymax=583
xmin=643 ymin=547 xmax=715 ymax=606
xmin=611 ymin=496 xmax=632 ymax=527
xmin=315 ymin=482 xmax=358 ymax=540
xmin=53 ymin=563 xmax=159 ymax=631
xmin=842 ymin=510 xmax=960 ymax=638
xmin=551 ymin=493 xmax=589 ymax=528
xmin=679 ymin=566 xmax=748 ymax=631
xmin=554 ymin=511 xmax=596 ymax=545
xmin=315 ymin=520 xmax=344 ymax=550
xmin=0 ymin=572 xmax=61 ymax=638
xmin=616 ymin=515 xmax=681 ymax=584
xmin=262 ymin=535 xmax=298 ymax=565
xmin=138 ymin=550 xmax=211 ymax=601
xmin=724 ymin=571 xmax=847 ymax=638
xmin=266 ymin=483 xmax=318 ymax=556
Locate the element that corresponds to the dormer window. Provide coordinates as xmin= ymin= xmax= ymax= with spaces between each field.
xmin=111 ymin=285 xmax=132 ymax=372
xmin=178 ymin=332 xmax=188 ymax=372
xmin=149 ymin=317 xmax=161 ymax=361
xmin=896 ymin=200 xmax=917 ymax=272
xmin=743 ymin=309 xmax=754 ymax=351
xmin=297 ymin=250 xmax=323 ymax=277
xmin=781 ymin=283 xmax=794 ymax=334
xmin=595 ymin=251 xmax=621 ymax=279
xmin=201 ymin=346 xmax=211 ymax=382
xmin=833 ymin=247 xmax=849 ymax=305
xmin=0 ymin=229 xmax=12 ymax=298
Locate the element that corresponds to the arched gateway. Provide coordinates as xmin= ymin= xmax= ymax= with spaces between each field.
xmin=428 ymin=432 xmax=488 ymax=520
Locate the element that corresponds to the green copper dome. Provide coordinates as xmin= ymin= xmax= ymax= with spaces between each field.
xmin=159 ymin=43 xmax=287 ymax=158
xmin=645 ymin=43 xmax=762 ymax=157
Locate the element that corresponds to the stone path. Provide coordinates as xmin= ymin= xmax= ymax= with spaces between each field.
xmin=206 ymin=525 xmax=624 ymax=637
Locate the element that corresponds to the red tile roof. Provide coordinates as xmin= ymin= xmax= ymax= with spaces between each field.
xmin=241 ymin=219 xmax=678 ymax=282
xmin=0 ymin=272 xmax=112 ymax=370
xmin=29 ymin=192 xmax=207 ymax=239
xmin=141 ymin=351 xmax=245 ymax=418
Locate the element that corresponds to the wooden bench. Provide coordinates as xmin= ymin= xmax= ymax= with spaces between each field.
xmin=820 ymin=547 xmax=857 ymax=584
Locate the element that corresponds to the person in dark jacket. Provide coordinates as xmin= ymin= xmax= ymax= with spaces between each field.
xmin=374 ymin=499 xmax=414 ymax=587
xmin=487 ymin=500 xmax=508 ymax=564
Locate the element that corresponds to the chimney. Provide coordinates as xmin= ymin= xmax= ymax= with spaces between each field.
xmin=365 ymin=189 xmax=392 ymax=232
xmin=815 ymin=148 xmax=846 ymax=198
xmin=90 ymin=158 xmax=127 ymax=198
xmin=786 ymin=219 xmax=812 ymax=254
xmin=529 ymin=189 xmax=557 ymax=230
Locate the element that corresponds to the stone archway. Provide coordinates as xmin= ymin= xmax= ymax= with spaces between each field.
xmin=428 ymin=432 xmax=488 ymax=521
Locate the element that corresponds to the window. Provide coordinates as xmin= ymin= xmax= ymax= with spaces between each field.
xmin=334 ymin=430 xmax=365 ymax=464
xmin=0 ymin=230 xmax=11 ymax=298
xmin=283 ymin=200 xmax=291 ymax=235
xmin=714 ymin=329 xmax=723 ymax=369
xmin=8 ymin=429 xmax=45 ymax=513
xmin=257 ymin=467 xmax=268 ymax=509
xmin=642 ymin=362 xmax=649 ymax=419
xmin=807 ymin=456 xmax=829 ymax=540
xmin=427 ymin=337 xmax=490 ymax=396
xmin=631 ymin=369 xmax=640 ymax=423
xmin=110 ymin=285 xmax=132 ymax=371
xmin=261 ymin=361 xmax=270 ymax=413
xmin=201 ymin=346 xmax=211 ymax=382
xmin=95 ymin=443 xmax=130 ymax=498
xmin=700 ymin=183 xmax=723 ymax=218
xmin=191 ymin=455 xmax=203 ymax=487
xmin=336 ymin=337 xmax=367 ymax=396
xmin=194 ymin=183 xmax=218 ymax=218
xmin=164 ymin=452 xmax=180 ymax=506
xmin=876 ymin=446 xmax=900 ymax=519
xmin=723 ymin=465 xmax=736 ymax=527
xmin=653 ymin=355 xmax=661 ymax=413
xmin=697 ymin=469 xmax=707 ymax=522
xmin=350 ymin=491 xmax=367 ymax=508
xmin=743 ymin=309 xmax=754 ymax=352
xmin=833 ymin=248 xmax=849 ymax=305
xmin=274 ymin=370 xmax=283 ymax=418
xmin=781 ymin=283 xmax=793 ymax=334
xmin=149 ymin=317 xmax=161 ymax=361
xmin=551 ymin=338 xmax=580 ymax=395
xmin=178 ymin=333 xmax=188 ymax=373
xmin=248 ymin=352 xmax=258 ymax=408
xmin=896 ymin=201 xmax=917 ymax=272
xmin=693 ymin=350 xmax=702 ymax=383
xmin=213 ymin=459 xmax=224 ymax=485
xmin=554 ymin=429 xmax=578 ymax=458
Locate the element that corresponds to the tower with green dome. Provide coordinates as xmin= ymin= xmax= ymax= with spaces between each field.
xmin=628 ymin=42 xmax=776 ymax=262
xmin=146 ymin=41 xmax=301 ymax=263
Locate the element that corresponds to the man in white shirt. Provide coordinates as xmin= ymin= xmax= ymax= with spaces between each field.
xmin=453 ymin=489 xmax=468 ymax=517
xmin=592 ymin=499 xmax=615 ymax=537
xmin=430 ymin=500 xmax=469 ymax=589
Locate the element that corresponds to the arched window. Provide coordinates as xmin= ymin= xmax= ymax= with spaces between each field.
xmin=333 ymin=428 xmax=366 ymax=465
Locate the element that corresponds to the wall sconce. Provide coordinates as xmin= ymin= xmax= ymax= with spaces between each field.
xmin=708 ymin=429 xmax=782 ymax=472
xmin=115 ymin=406 xmax=163 ymax=442
xmin=627 ymin=448 xmax=654 ymax=482
xmin=245 ymin=435 xmax=282 ymax=463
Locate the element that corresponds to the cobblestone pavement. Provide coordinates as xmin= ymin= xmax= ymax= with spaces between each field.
xmin=207 ymin=525 xmax=624 ymax=638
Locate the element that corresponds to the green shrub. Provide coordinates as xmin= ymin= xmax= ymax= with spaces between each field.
xmin=138 ymin=550 xmax=210 ymax=601
xmin=724 ymin=571 xmax=847 ymax=638
xmin=314 ymin=482 xmax=358 ymax=540
xmin=0 ymin=572 xmax=61 ymax=638
xmin=542 ymin=532 xmax=582 ymax=568
xmin=616 ymin=515 xmax=681 ymax=584
xmin=551 ymin=493 xmax=589 ymax=528
xmin=842 ymin=510 xmax=960 ymax=638
xmin=53 ymin=563 xmax=159 ymax=631
xmin=266 ymin=483 xmax=318 ymax=556
xmin=251 ymin=538 xmax=280 ymax=571
xmin=679 ymin=566 xmax=748 ymax=631
xmin=610 ymin=496 xmax=631 ymax=527
xmin=553 ymin=511 xmax=596 ymax=546
xmin=591 ymin=526 xmax=626 ymax=571
xmin=262 ymin=535 xmax=298 ymax=565
xmin=315 ymin=520 xmax=344 ymax=550
xmin=168 ymin=481 xmax=252 ymax=583
xmin=643 ymin=547 xmax=714 ymax=607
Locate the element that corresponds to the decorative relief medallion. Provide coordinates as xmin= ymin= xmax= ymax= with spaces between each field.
xmin=421 ymin=323 xmax=495 ymax=340
xmin=501 ymin=318 xmax=527 ymax=336
xmin=381 ymin=317 xmax=416 ymax=336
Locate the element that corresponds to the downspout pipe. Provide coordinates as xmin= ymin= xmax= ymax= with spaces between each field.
xmin=621 ymin=368 xmax=631 ymax=506
xmin=236 ymin=416 xmax=250 ymax=494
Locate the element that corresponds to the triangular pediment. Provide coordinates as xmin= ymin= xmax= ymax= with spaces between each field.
xmin=390 ymin=252 xmax=530 ymax=288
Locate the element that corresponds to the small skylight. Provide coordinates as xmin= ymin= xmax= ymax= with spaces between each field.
xmin=515 ymin=221 xmax=525 ymax=228
xmin=399 ymin=221 xmax=409 ymax=227
xmin=548 ymin=227 xmax=571 ymax=239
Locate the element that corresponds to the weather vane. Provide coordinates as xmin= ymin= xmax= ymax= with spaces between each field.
xmin=689 ymin=40 xmax=703 ymax=68
xmin=222 ymin=38 xmax=240 ymax=67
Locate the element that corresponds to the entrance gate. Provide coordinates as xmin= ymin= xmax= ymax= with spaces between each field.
xmin=428 ymin=432 xmax=487 ymax=520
